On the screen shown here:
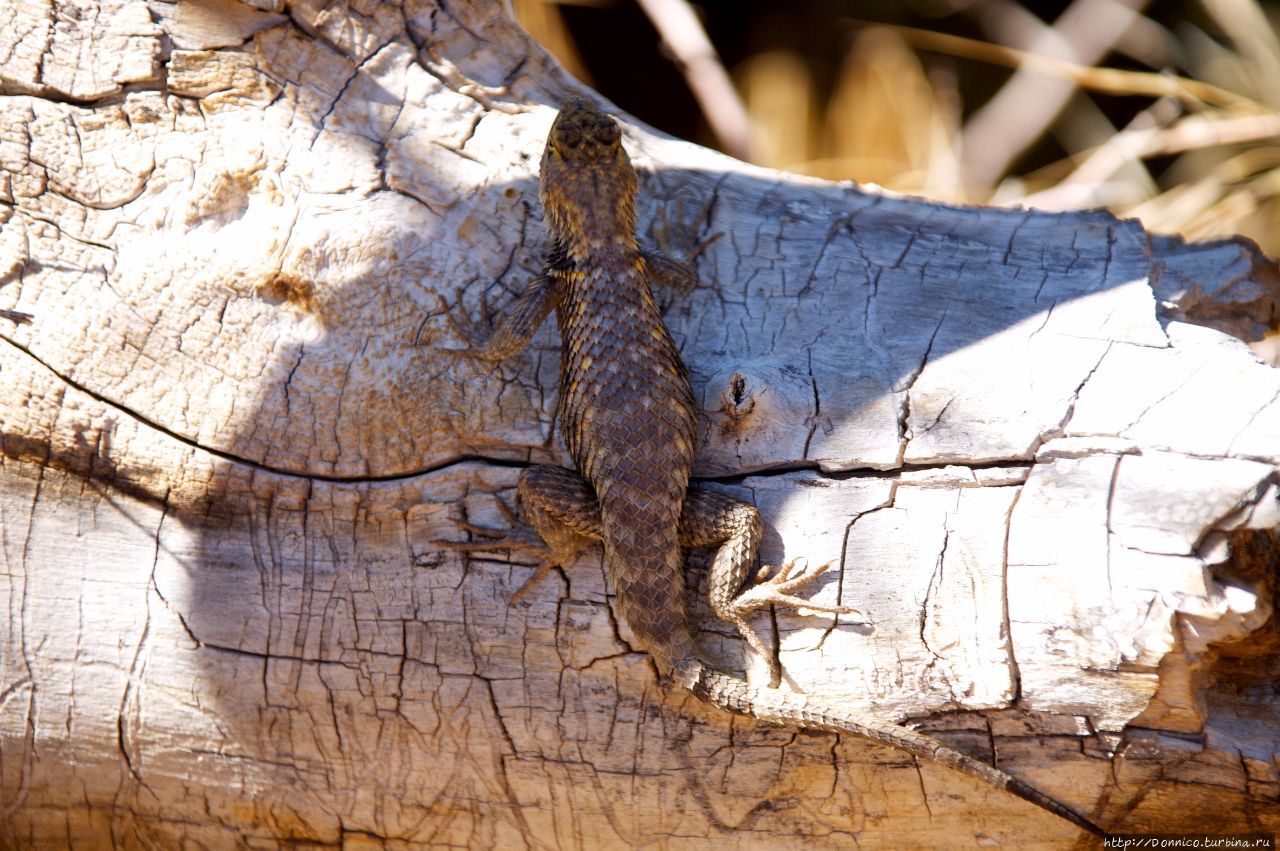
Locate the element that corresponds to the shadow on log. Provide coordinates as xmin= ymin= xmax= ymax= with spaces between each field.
xmin=1 ymin=1 xmax=1278 ymax=846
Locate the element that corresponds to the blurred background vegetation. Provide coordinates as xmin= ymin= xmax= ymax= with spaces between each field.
xmin=513 ymin=0 xmax=1280 ymax=266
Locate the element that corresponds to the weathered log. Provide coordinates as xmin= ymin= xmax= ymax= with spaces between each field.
xmin=1 ymin=2 xmax=1277 ymax=846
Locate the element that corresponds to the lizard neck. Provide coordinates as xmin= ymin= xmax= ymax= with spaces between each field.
xmin=540 ymin=143 xmax=640 ymax=267
xmin=559 ymin=223 xmax=637 ymax=269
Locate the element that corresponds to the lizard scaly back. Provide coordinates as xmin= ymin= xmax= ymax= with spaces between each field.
xmin=540 ymin=99 xmax=704 ymax=675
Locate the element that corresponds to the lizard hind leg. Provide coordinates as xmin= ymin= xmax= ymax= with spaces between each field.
xmin=680 ymin=488 xmax=781 ymax=685
xmin=509 ymin=465 xmax=602 ymax=601
xmin=681 ymin=488 xmax=858 ymax=689
xmin=436 ymin=465 xmax=602 ymax=602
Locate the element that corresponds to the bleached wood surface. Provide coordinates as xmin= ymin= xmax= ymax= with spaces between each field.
xmin=1 ymin=1 xmax=1278 ymax=847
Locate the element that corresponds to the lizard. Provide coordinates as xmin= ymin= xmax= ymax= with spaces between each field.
xmin=439 ymin=97 xmax=1105 ymax=838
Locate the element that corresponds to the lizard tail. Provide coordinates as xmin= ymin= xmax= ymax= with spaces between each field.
xmin=674 ymin=658 xmax=1105 ymax=838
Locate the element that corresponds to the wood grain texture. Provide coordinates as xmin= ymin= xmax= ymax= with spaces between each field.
xmin=1 ymin=1 xmax=1277 ymax=847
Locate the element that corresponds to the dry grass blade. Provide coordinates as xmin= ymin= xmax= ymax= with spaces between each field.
xmin=1127 ymin=153 xmax=1280 ymax=239
xmin=768 ymin=27 xmax=961 ymax=199
xmin=877 ymin=22 xmax=1259 ymax=110
xmin=1142 ymin=111 xmax=1280 ymax=157
xmin=635 ymin=0 xmax=752 ymax=160
xmin=736 ymin=51 xmax=819 ymax=171
xmin=958 ymin=0 xmax=1154 ymax=195
xmin=821 ymin=27 xmax=958 ymax=193
xmin=1020 ymin=105 xmax=1280 ymax=210
xmin=1017 ymin=98 xmax=1179 ymax=210
xmin=1199 ymin=0 xmax=1280 ymax=108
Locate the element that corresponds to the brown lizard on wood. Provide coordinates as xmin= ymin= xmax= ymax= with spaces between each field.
xmin=440 ymin=97 xmax=1105 ymax=838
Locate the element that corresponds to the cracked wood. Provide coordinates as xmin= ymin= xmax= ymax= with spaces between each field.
xmin=1 ymin=0 xmax=1278 ymax=847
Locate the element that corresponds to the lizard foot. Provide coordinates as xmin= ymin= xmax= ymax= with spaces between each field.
xmin=435 ymin=520 xmax=549 ymax=556
xmin=427 ymin=286 xmax=499 ymax=357
xmin=433 ymin=500 xmax=576 ymax=604
xmin=652 ymin=200 xmax=723 ymax=267
xmin=718 ymin=559 xmax=859 ymax=689
xmin=644 ymin=201 xmax=723 ymax=297
xmin=734 ymin=558 xmax=860 ymax=619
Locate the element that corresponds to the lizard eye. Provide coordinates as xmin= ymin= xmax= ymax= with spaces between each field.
xmin=592 ymin=120 xmax=619 ymax=146
xmin=558 ymin=125 xmax=582 ymax=149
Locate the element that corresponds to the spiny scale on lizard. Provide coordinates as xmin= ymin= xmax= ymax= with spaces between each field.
xmin=437 ymin=97 xmax=1105 ymax=838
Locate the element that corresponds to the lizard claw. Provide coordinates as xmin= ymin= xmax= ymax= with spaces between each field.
xmin=433 ymin=527 xmax=562 ymax=604
xmin=435 ymin=524 xmax=545 ymax=553
xmin=432 ymin=502 xmax=571 ymax=605
xmin=732 ymin=558 xmax=859 ymax=618
xmin=716 ymin=558 xmax=858 ymax=690
xmin=424 ymin=285 xmax=503 ymax=358
xmin=434 ymin=493 xmax=541 ymax=554
xmin=652 ymin=200 xmax=723 ymax=266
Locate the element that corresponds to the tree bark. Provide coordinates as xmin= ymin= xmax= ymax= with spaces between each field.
xmin=1 ymin=1 xmax=1278 ymax=847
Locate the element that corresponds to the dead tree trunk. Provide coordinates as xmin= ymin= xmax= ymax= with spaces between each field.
xmin=1 ymin=1 xmax=1277 ymax=846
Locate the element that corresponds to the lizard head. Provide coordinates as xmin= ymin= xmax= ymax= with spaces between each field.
xmin=540 ymin=98 xmax=638 ymax=258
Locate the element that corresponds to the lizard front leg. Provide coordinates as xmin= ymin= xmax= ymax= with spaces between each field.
xmin=439 ymin=274 xmax=562 ymax=362
xmin=644 ymin=200 xmax=722 ymax=294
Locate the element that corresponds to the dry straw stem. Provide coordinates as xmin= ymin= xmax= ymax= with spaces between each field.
xmin=820 ymin=27 xmax=962 ymax=195
xmin=738 ymin=29 xmax=963 ymax=199
xmin=877 ymin=18 xmax=1280 ymax=252
xmin=1127 ymin=147 xmax=1280 ymax=237
xmin=1199 ymin=0 xmax=1280 ymax=108
xmin=513 ymin=0 xmax=751 ymax=160
xmin=1021 ymin=105 xmax=1280 ymax=208
xmin=636 ymin=0 xmax=752 ymax=161
xmin=880 ymin=23 xmax=1260 ymax=111
xmin=735 ymin=51 xmax=819 ymax=170
xmin=956 ymin=0 xmax=1153 ymax=193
